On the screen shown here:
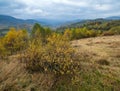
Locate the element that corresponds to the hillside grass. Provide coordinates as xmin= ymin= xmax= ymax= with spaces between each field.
xmin=0 ymin=35 xmax=120 ymax=91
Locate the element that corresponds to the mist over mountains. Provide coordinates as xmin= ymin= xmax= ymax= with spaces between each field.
xmin=0 ymin=15 xmax=70 ymax=27
xmin=0 ymin=14 xmax=120 ymax=36
xmin=0 ymin=15 xmax=120 ymax=27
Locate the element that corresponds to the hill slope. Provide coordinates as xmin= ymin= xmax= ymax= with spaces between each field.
xmin=0 ymin=35 xmax=120 ymax=91
xmin=57 ymin=19 xmax=120 ymax=32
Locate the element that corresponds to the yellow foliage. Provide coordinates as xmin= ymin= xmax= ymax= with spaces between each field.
xmin=3 ymin=28 xmax=28 ymax=54
xmin=4 ymin=28 xmax=17 ymax=46
xmin=24 ymin=33 xmax=80 ymax=75
xmin=64 ymin=27 xmax=101 ymax=40
xmin=0 ymin=42 xmax=7 ymax=58
xmin=64 ymin=29 xmax=72 ymax=40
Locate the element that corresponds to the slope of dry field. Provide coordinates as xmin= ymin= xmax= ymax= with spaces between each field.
xmin=0 ymin=35 xmax=120 ymax=91
xmin=72 ymin=35 xmax=120 ymax=80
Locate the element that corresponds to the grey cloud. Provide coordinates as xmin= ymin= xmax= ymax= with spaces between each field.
xmin=0 ymin=0 xmax=119 ymax=20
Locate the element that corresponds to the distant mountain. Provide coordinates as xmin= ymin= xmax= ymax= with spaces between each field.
xmin=0 ymin=15 xmax=70 ymax=36
xmin=0 ymin=15 xmax=120 ymax=36
xmin=106 ymin=16 xmax=120 ymax=20
xmin=0 ymin=15 xmax=40 ymax=26
xmin=57 ymin=16 xmax=120 ymax=28
xmin=0 ymin=15 xmax=69 ymax=28
xmin=0 ymin=15 xmax=40 ymax=36
xmin=37 ymin=18 xmax=72 ymax=27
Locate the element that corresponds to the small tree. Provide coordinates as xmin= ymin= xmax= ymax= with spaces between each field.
xmin=3 ymin=28 xmax=29 ymax=54
xmin=4 ymin=28 xmax=18 ymax=54
xmin=31 ymin=23 xmax=46 ymax=42
xmin=14 ymin=29 xmax=29 ymax=51
xmin=44 ymin=27 xmax=52 ymax=37
xmin=64 ymin=29 xmax=72 ymax=40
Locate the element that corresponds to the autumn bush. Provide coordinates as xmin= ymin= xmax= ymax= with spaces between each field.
xmin=109 ymin=26 xmax=120 ymax=35
xmin=2 ymin=28 xmax=28 ymax=55
xmin=64 ymin=27 xmax=101 ymax=40
xmin=0 ymin=40 xmax=8 ymax=58
xmin=24 ymin=33 xmax=80 ymax=75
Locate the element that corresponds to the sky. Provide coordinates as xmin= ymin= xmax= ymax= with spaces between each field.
xmin=0 ymin=0 xmax=120 ymax=20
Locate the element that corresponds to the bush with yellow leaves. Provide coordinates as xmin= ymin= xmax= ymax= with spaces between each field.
xmin=0 ymin=39 xmax=8 ymax=58
xmin=3 ymin=28 xmax=29 ymax=54
xmin=24 ymin=33 xmax=80 ymax=75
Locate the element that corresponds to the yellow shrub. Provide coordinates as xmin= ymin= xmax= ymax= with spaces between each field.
xmin=0 ymin=43 xmax=7 ymax=58
xmin=3 ymin=28 xmax=28 ymax=54
xmin=24 ymin=33 xmax=80 ymax=75
xmin=0 ymin=38 xmax=8 ymax=58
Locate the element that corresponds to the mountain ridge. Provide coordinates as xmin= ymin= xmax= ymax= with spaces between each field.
xmin=0 ymin=15 xmax=120 ymax=27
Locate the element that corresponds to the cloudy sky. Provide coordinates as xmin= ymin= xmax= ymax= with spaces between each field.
xmin=0 ymin=0 xmax=120 ymax=20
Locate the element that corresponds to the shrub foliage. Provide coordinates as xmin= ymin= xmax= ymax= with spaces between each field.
xmin=24 ymin=33 xmax=80 ymax=75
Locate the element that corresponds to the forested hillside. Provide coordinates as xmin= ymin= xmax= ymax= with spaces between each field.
xmin=57 ymin=20 xmax=120 ymax=31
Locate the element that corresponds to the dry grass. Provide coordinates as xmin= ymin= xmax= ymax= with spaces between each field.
xmin=0 ymin=58 xmax=54 ymax=91
xmin=0 ymin=35 xmax=120 ymax=91
xmin=72 ymin=35 xmax=120 ymax=80
xmin=72 ymin=35 xmax=120 ymax=59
